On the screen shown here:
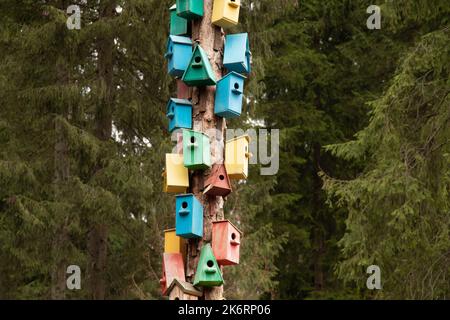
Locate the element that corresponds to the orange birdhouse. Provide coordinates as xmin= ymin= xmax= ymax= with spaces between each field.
xmin=203 ymin=164 xmax=232 ymax=197
xmin=160 ymin=253 xmax=185 ymax=295
xmin=212 ymin=220 xmax=242 ymax=266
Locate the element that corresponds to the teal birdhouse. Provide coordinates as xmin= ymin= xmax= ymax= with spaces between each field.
xmin=165 ymin=35 xmax=193 ymax=78
xmin=183 ymin=129 xmax=211 ymax=170
xmin=193 ymin=243 xmax=224 ymax=287
xmin=169 ymin=4 xmax=189 ymax=36
xmin=182 ymin=45 xmax=217 ymax=87
xmin=176 ymin=0 xmax=204 ymax=20
xmin=214 ymin=71 xmax=246 ymax=118
xmin=223 ymin=33 xmax=251 ymax=75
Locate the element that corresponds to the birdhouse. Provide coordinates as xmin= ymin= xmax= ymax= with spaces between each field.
xmin=193 ymin=243 xmax=224 ymax=287
xmin=182 ymin=44 xmax=217 ymax=86
xmin=176 ymin=0 xmax=204 ymax=20
xmin=160 ymin=253 xmax=185 ymax=295
xmin=175 ymin=194 xmax=203 ymax=239
xmin=203 ymin=164 xmax=232 ymax=197
xmin=165 ymin=35 xmax=193 ymax=78
xmin=166 ymin=98 xmax=192 ymax=133
xmin=183 ymin=129 xmax=211 ymax=170
xmin=212 ymin=220 xmax=242 ymax=266
xmin=214 ymin=71 xmax=246 ymax=118
xmin=169 ymin=4 xmax=189 ymax=36
xmin=167 ymin=278 xmax=203 ymax=300
xmin=163 ymin=153 xmax=189 ymax=193
xmin=212 ymin=0 xmax=241 ymax=28
xmin=164 ymin=228 xmax=187 ymax=260
xmin=223 ymin=33 xmax=251 ymax=75
xmin=225 ymin=135 xmax=251 ymax=179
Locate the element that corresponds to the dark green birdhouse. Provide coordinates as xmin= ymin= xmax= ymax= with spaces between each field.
xmin=169 ymin=4 xmax=189 ymax=36
xmin=176 ymin=0 xmax=204 ymax=20
xmin=183 ymin=129 xmax=211 ymax=170
xmin=182 ymin=45 xmax=216 ymax=87
xmin=193 ymin=243 xmax=223 ymax=287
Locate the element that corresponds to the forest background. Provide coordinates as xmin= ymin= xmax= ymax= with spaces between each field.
xmin=0 ymin=0 xmax=448 ymax=299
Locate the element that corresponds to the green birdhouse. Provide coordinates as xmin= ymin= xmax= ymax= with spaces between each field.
xmin=169 ymin=4 xmax=189 ymax=36
xmin=176 ymin=0 xmax=204 ymax=20
xmin=183 ymin=129 xmax=211 ymax=170
xmin=193 ymin=243 xmax=223 ymax=287
xmin=182 ymin=45 xmax=217 ymax=87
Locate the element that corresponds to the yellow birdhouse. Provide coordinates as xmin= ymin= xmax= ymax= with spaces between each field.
xmin=211 ymin=0 xmax=241 ymax=28
xmin=163 ymin=153 xmax=189 ymax=193
xmin=225 ymin=135 xmax=251 ymax=180
xmin=164 ymin=228 xmax=187 ymax=261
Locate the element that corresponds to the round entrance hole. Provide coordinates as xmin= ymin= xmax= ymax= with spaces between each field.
xmin=219 ymin=174 xmax=225 ymax=180
xmin=207 ymin=260 xmax=214 ymax=268
xmin=182 ymin=201 xmax=188 ymax=209
xmin=234 ymin=82 xmax=239 ymax=90
xmin=231 ymin=233 xmax=236 ymax=240
xmin=195 ymin=56 xmax=201 ymax=63
xmin=190 ymin=136 xmax=195 ymax=144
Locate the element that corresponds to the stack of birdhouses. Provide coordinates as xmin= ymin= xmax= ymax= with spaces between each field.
xmin=161 ymin=0 xmax=251 ymax=300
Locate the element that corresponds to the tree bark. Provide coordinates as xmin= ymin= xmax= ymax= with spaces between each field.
xmin=87 ymin=1 xmax=115 ymax=300
xmin=185 ymin=0 xmax=225 ymax=300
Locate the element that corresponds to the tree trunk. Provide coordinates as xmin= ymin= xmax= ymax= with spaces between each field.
xmin=87 ymin=1 xmax=115 ymax=300
xmin=51 ymin=31 xmax=71 ymax=298
xmin=312 ymin=142 xmax=324 ymax=291
xmin=185 ymin=0 xmax=226 ymax=300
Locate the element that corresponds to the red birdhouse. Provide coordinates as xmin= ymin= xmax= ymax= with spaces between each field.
xmin=177 ymin=79 xmax=191 ymax=100
xmin=212 ymin=220 xmax=242 ymax=266
xmin=160 ymin=253 xmax=185 ymax=295
xmin=203 ymin=164 xmax=232 ymax=197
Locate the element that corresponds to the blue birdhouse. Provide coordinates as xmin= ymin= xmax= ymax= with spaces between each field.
xmin=166 ymin=98 xmax=192 ymax=133
xmin=176 ymin=194 xmax=203 ymax=239
xmin=165 ymin=35 xmax=193 ymax=78
xmin=223 ymin=33 xmax=251 ymax=75
xmin=214 ymin=72 xmax=246 ymax=118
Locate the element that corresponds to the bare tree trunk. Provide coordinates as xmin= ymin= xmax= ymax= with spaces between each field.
xmin=51 ymin=116 xmax=70 ymax=300
xmin=185 ymin=0 xmax=225 ymax=300
xmin=312 ymin=143 xmax=324 ymax=291
xmin=87 ymin=1 xmax=115 ymax=300
xmin=51 ymin=29 xmax=71 ymax=298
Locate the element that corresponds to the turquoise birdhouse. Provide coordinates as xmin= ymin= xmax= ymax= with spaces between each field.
xmin=182 ymin=44 xmax=216 ymax=87
xmin=169 ymin=4 xmax=189 ymax=36
xmin=214 ymin=71 xmax=246 ymax=118
xmin=166 ymin=98 xmax=192 ymax=133
xmin=193 ymin=243 xmax=224 ymax=287
xmin=176 ymin=0 xmax=204 ymax=20
xmin=223 ymin=33 xmax=251 ymax=75
xmin=183 ymin=129 xmax=211 ymax=170
xmin=175 ymin=194 xmax=203 ymax=239
xmin=165 ymin=35 xmax=193 ymax=78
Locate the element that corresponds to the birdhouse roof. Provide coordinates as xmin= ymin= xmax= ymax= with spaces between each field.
xmin=164 ymin=228 xmax=176 ymax=233
xmin=168 ymin=98 xmax=192 ymax=106
xmin=167 ymin=279 xmax=203 ymax=297
xmin=168 ymin=35 xmax=192 ymax=45
xmin=169 ymin=4 xmax=176 ymax=10
xmin=226 ymin=134 xmax=250 ymax=144
xmin=212 ymin=219 xmax=243 ymax=236
xmin=220 ymin=71 xmax=246 ymax=82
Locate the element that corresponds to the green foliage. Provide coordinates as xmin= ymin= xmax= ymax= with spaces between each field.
xmin=323 ymin=29 xmax=450 ymax=299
